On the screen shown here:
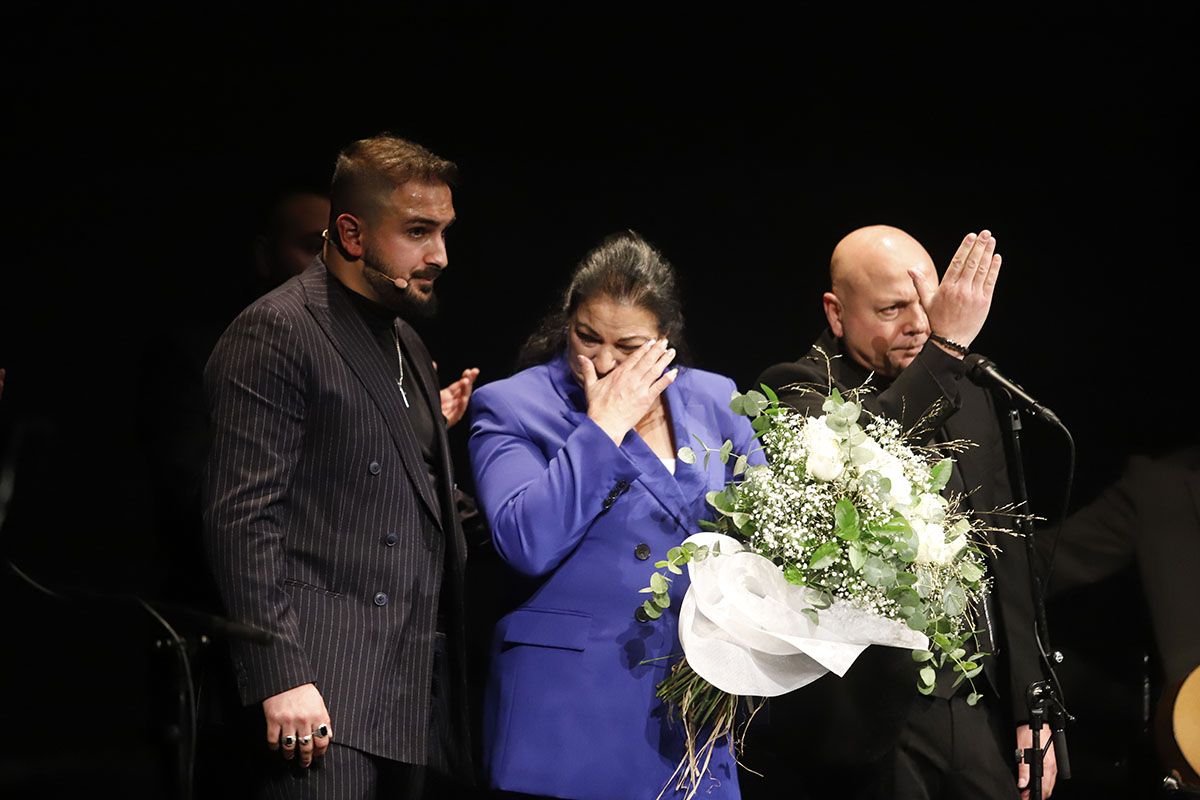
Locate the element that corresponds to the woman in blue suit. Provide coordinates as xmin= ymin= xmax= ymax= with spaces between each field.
xmin=468 ymin=231 xmax=760 ymax=799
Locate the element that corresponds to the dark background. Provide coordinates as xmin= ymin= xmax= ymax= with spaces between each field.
xmin=1 ymin=5 xmax=1194 ymax=798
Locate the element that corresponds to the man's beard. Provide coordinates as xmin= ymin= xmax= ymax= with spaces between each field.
xmin=361 ymin=247 xmax=440 ymax=320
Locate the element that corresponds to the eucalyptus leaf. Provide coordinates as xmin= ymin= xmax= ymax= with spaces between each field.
xmin=730 ymin=511 xmax=751 ymax=529
xmin=653 ymin=592 xmax=671 ymax=609
xmin=942 ymin=584 xmax=967 ymax=618
xmin=912 ymin=649 xmax=934 ymax=663
xmin=906 ymin=610 xmax=927 ymax=631
xmin=783 ymin=565 xmax=805 ymax=586
xmin=809 ymin=541 xmax=842 ymax=571
xmin=760 ymin=383 xmax=779 ymax=406
xmin=801 ymin=608 xmax=820 ymax=626
xmin=919 ymin=666 xmax=936 ymax=686
xmin=958 ymin=560 xmax=984 ymax=583
xmin=967 ymin=692 xmax=982 ymax=706
xmin=728 ymin=394 xmax=746 ymax=416
xmin=835 ymin=500 xmax=861 ymax=541
xmin=848 ymin=543 xmax=866 ymax=572
xmin=930 ymin=458 xmax=953 ymax=492
xmin=718 ymin=439 xmax=733 ymax=465
xmin=733 ymin=454 xmax=748 ymax=476
xmin=863 ymin=556 xmax=896 ymax=587
xmin=917 ymin=681 xmax=935 ymax=696
xmin=666 ymin=563 xmax=683 ymax=576
xmin=851 ymin=446 xmax=875 ymax=466
xmin=677 ymin=446 xmax=697 ymax=465
xmin=642 ymin=600 xmax=661 ymax=620
xmin=806 ymin=588 xmax=833 ymax=610
xmin=650 ymin=572 xmax=669 ymax=594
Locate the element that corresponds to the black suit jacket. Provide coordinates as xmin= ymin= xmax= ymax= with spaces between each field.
xmin=1048 ymin=447 xmax=1200 ymax=685
xmin=755 ymin=330 xmax=1044 ymax=766
xmin=202 ymin=262 xmax=471 ymax=772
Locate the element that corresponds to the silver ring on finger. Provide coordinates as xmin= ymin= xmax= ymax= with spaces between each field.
xmin=299 ymin=734 xmax=313 ymax=746
xmin=315 ymin=723 xmax=331 ymax=739
xmin=282 ymin=734 xmax=297 ymax=748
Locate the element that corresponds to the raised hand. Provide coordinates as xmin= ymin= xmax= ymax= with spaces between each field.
xmin=580 ymin=339 xmax=677 ymax=445
xmin=909 ymin=230 xmax=1003 ymax=353
xmin=440 ymin=367 xmax=480 ymax=428
xmin=262 ymin=683 xmax=333 ymax=768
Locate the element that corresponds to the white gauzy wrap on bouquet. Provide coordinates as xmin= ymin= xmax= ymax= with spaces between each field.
xmin=677 ymin=531 xmax=928 ymax=697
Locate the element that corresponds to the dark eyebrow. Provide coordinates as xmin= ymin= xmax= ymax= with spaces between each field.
xmin=404 ymin=215 xmax=456 ymax=228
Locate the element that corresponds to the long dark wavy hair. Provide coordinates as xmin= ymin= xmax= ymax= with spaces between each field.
xmin=517 ymin=230 xmax=691 ymax=370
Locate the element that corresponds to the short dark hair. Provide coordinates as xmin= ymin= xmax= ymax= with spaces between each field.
xmin=329 ymin=134 xmax=457 ymax=227
xmin=517 ymin=230 xmax=690 ymax=369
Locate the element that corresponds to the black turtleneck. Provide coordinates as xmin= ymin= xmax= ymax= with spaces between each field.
xmin=338 ymin=281 xmax=441 ymax=493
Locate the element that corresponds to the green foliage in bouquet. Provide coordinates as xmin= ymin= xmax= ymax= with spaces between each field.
xmin=638 ymin=384 xmax=1000 ymax=702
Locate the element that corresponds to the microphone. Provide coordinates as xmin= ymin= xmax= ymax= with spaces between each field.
xmin=963 ymin=353 xmax=1060 ymax=425
xmin=363 ymin=262 xmax=409 ymax=291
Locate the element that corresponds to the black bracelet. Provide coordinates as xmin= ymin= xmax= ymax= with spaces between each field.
xmin=929 ymin=332 xmax=969 ymax=356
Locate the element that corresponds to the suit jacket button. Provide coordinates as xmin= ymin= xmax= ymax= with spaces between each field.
xmin=634 ymin=543 xmax=651 ymax=560
xmin=384 ymin=533 xmax=398 ymax=547
xmin=373 ymin=592 xmax=389 ymax=607
xmin=368 ymin=461 xmax=381 ymax=475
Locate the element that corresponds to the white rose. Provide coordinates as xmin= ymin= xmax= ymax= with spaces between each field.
xmin=802 ymin=416 xmax=845 ymax=482
xmin=873 ymin=450 xmax=913 ymax=506
xmin=908 ymin=493 xmax=947 ymax=525
xmin=913 ymin=519 xmax=967 ymax=565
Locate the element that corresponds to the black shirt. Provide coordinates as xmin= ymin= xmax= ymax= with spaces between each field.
xmin=338 ymin=281 xmax=442 ymax=495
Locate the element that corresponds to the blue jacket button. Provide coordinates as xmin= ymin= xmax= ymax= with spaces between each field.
xmin=373 ymin=592 xmax=389 ymax=606
xmin=634 ymin=543 xmax=651 ymax=560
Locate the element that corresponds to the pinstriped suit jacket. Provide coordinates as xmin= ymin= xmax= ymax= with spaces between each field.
xmin=202 ymin=261 xmax=471 ymax=771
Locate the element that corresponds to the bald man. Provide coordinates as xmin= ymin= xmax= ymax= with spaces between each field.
xmin=754 ymin=227 xmax=1056 ymax=800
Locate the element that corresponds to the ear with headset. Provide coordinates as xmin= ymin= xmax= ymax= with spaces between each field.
xmin=323 ymin=221 xmax=410 ymax=291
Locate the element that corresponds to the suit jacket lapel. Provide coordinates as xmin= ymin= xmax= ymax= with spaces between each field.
xmin=302 ymin=266 xmax=444 ymax=529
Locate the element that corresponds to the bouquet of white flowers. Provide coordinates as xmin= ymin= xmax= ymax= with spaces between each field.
xmin=638 ymin=381 xmax=1008 ymax=799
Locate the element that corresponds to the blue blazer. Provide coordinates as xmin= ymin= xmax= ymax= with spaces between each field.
xmin=468 ymin=353 xmax=761 ymax=800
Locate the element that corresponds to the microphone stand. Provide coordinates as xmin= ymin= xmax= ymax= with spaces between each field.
xmin=4 ymin=562 xmax=272 ymax=800
xmin=1 ymin=418 xmax=271 ymax=800
xmin=999 ymin=401 xmax=1073 ymax=800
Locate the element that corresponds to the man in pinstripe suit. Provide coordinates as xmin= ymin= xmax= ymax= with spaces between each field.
xmin=203 ymin=135 xmax=474 ymax=797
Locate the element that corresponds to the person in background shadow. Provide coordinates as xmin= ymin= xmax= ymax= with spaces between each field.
xmin=1043 ymin=447 xmax=1200 ymax=787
